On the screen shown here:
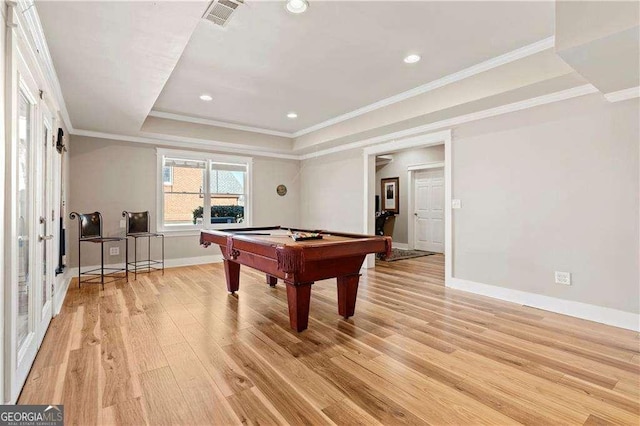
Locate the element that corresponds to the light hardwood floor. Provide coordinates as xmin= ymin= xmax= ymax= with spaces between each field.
xmin=19 ymin=254 xmax=640 ymax=425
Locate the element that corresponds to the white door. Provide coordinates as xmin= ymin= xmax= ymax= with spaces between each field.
xmin=414 ymin=169 xmax=445 ymax=253
xmin=12 ymin=76 xmax=40 ymax=398
xmin=5 ymin=48 xmax=56 ymax=402
xmin=37 ymin=107 xmax=55 ymax=345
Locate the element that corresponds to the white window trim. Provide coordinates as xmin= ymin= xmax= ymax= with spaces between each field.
xmin=156 ymin=148 xmax=253 ymax=233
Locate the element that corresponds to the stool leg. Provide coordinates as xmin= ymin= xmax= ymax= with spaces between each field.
xmin=78 ymin=241 xmax=81 ymax=288
xmin=101 ymin=241 xmax=105 ymax=290
xmin=134 ymin=237 xmax=137 ymax=281
xmin=162 ymin=235 xmax=165 ymax=275
xmin=148 ymin=235 xmax=151 ymax=274
xmin=125 ymin=237 xmax=129 ymax=282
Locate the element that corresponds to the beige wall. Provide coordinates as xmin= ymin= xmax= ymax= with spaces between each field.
xmin=300 ymin=149 xmax=364 ymax=233
xmin=375 ymin=146 xmax=444 ymax=244
xmin=299 ymin=94 xmax=639 ymax=314
xmin=453 ymin=95 xmax=638 ymax=313
xmin=67 ymin=135 xmax=300 ymax=267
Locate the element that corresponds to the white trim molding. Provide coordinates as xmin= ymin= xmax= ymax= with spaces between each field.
xmin=148 ymin=110 xmax=293 ymax=138
xmin=15 ymin=0 xmax=73 ymax=131
xmin=72 ymin=128 xmax=299 ymax=160
xmin=53 ymin=273 xmax=72 ymax=316
xmin=603 ymin=86 xmax=640 ymax=103
xmin=448 ymin=278 xmax=640 ymax=332
xmin=407 ymin=162 xmax=445 ymax=171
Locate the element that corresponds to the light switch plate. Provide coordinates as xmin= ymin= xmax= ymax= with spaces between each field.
xmin=109 ymin=247 xmax=119 ymax=256
xmin=119 ymin=219 xmax=126 ymax=229
xmin=451 ymin=199 xmax=461 ymax=209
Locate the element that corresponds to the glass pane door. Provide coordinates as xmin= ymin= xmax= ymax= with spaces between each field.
xmin=17 ymin=90 xmax=32 ymax=355
xmin=37 ymin=109 xmax=55 ymax=348
xmin=41 ymin=126 xmax=48 ymax=309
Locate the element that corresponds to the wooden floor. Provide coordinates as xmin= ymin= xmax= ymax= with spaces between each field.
xmin=19 ymin=254 xmax=640 ymax=425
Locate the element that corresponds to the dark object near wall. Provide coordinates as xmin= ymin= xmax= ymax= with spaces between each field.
xmin=375 ymin=211 xmax=396 ymax=236
xmin=55 ymin=128 xmax=66 ymax=153
xmin=69 ymin=211 xmax=127 ymax=289
xmin=122 ymin=211 xmax=165 ymax=280
xmin=55 ymin=218 xmax=65 ymax=275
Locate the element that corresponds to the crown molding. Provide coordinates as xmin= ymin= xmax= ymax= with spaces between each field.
xmin=72 ymin=84 xmax=598 ymax=162
xmin=16 ymin=0 xmax=74 ymax=132
xmin=291 ymin=36 xmax=556 ymax=138
xmin=148 ymin=110 xmax=294 ymax=138
xmin=604 ymin=86 xmax=640 ymax=103
xmin=71 ymin=129 xmax=299 ymax=160
xmin=298 ymin=84 xmax=598 ymax=160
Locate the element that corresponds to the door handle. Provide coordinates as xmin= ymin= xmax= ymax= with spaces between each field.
xmin=39 ymin=235 xmax=54 ymax=242
xmin=414 ymin=213 xmax=418 ymax=216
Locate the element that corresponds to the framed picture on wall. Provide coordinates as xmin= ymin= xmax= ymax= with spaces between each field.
xmin=381 ymin=177 xmax=399 ymax=213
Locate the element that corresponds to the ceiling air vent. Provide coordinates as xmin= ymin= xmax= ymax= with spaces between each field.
xmin=203 ymin=0 xmax=243 ymax=27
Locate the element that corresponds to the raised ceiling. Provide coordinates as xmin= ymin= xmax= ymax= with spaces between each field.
xmin=37 ymin=1 xmax=555 ymax=136
xmin=153 ymin=1 xmax=555 ymax=133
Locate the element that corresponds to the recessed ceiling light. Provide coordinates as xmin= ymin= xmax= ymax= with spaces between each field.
xmin=287 ymin=112 xmax=298 ymax=119
xmin=199 ymin=94 xmax=213 ymax=101
xmin=403 ymin=54 xmax=421 ymax=64
xmin=286 ymin=0 xmax=309 ymax=14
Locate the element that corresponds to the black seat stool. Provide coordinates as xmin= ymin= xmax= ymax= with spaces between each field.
xmin=69 ymin=211 xmax=127 ymax=289
xmin=122 ymin=211 xmax=165 ymax=280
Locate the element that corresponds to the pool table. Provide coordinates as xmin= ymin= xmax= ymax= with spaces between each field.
xmin=200 ymin=226 xmax=392 ymax=332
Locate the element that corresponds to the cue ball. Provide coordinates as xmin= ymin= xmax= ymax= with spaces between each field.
xmin=276 ymin=184 xmax=287 ymax=196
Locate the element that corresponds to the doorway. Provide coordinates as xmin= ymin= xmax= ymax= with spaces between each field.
xmin=363 ymin=130 xmax=452 ymax=283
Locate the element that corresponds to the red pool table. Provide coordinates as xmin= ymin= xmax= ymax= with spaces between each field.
xmin=200 ymin=226 xmax=392 ymax=332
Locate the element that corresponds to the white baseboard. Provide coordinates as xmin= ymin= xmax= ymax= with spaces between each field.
xmin=66 ymin=254 xmax=225 ymax=278
xmin=53 ymin=273 xmax=72 ymax=316
xmin=448 ymin=277 xmax=639 ymax=332
xmin=392 ymin=242 xmax=409 ymax=250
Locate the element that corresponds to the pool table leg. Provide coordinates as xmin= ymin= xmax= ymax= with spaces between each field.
xmin=224 ymin=259 xmax=240 ymax=294
xmin=266 ymin=274 xmax=278 ymax=287
xmin=337 ymin=274 xmax=360 ymax=319
xmin=285 ymin=282 xmax=312 ymax=332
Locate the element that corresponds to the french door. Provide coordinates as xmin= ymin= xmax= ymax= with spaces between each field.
xmin=5 ymin=49 xmax=55 ymax=403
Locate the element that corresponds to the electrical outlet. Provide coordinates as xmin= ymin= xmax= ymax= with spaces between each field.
xmin=555 ymin=271 xmax=571 ymax=286
xmin=109 ymin=247 xmax=119 ymax=256
xmin=119 ymin=219 xmax=126 ymax=229
xmin=451 ymin=199 xmax=461 ymax=209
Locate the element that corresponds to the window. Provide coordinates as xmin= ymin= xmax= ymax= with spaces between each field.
xmin=162 ymin=166 xmax=173 ymax=185
xmin=157 ymin=149 xmax=251 ymax=231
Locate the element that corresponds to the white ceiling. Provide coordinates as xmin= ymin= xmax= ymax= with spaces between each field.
xmin=37 ymin=1 xmax=555 ymax=136
xmin=152 ymin=1 xmax=555 ymax=133
xmin=36 ymin=1 xmax=207 ymax=133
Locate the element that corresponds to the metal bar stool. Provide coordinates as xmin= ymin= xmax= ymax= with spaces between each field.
xmin=122 ymin=211 xmax=165 ymax=280
xmin=69 ymin=211 xmax=127 ymax=289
